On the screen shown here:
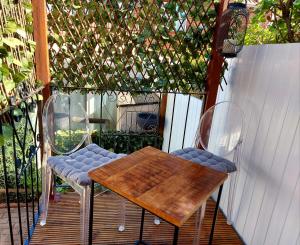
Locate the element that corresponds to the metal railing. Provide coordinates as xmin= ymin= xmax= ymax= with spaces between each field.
xmin=0 ymin=93 xmax=41 ymax=245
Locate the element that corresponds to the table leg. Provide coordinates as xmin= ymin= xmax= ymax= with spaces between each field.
xmin=193 ymin=201 xmax=207 ymax=245
xmin=173 ymin=226 xmax=179 ymax=245
xmin=209 ymin=184 xmax=223 ymax=245
xmin=134 ymin=208 xmax=146 ymax=245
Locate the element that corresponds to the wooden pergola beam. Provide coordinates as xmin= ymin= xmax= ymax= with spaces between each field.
xmin=32 ymin=0 xmax=51 ymax=101
xmin=204 ymin=0 xmax=229 ymax=112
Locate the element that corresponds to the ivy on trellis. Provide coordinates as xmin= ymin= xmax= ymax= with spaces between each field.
xmin=0 ymin=0 xmax=40 ymax=111
xmin=48 ymin=0 xmax=218 ymax=93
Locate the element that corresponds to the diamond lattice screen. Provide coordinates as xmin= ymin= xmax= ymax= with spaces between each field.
xmin=47 ymin=0 xmax=217 ymax=93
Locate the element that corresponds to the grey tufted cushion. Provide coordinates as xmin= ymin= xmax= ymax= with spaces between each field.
xmin=47 ymin=144 xmax=127 ymax=186
xmin=171 ymin=147 xmax=236 ymax=173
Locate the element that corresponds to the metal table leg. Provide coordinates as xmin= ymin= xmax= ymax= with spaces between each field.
xmin=173 ymin=226 xmax=179 ymax=245
xmin=209 ymin=184 xmax=223 ymax=245
xmin=135 ymin=208 xmax=148 ymax=245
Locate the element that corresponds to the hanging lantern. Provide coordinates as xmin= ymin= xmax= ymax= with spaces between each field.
xmin=217 ymin=2 xmax=249 ymax=58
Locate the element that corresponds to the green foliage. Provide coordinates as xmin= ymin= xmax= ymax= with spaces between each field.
xmin=0 ymin=0 xmax=37 ymax=107
xmin=53 ymin=129 xmax=87 ymax=153
xmin=0 ymin=115 xmax=41 ymax=203
xmin=51 ymin=128 xmax=162 ymax=155
xmin=92 ymin=130 xmax=163 ymax=154
xmin=53 ymin=129 xmax=163 ymax=154
xmin=48 ymin=0 xmax=217 ymax=93
xmin=245 ymin=0 xmax=300 ymax=44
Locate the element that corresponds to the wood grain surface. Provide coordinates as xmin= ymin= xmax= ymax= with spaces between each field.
xmin=89 ymin=147 xmax=227 ymax=227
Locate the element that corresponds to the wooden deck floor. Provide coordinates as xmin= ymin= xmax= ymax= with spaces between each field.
xmin=30 ymin=192 xmax=243 ymax=245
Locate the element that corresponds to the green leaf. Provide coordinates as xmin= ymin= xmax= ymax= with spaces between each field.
xmin=3 ymin=124 xmax=13 ymax=137
xmin=0 ymin=135 xmax=4 ymax=147
xmin=3 ymin=78 xmax=15 ymax=92
xmin=73 ymin=5 xmax=81 ymax=9
xmin=22 ymin=1 xmax=33 ymax=13
xmin=6 ymin=53 xmax=14 ymax=66
xmin=28 ymin=40 xmax=36 ymax=47
xmin=4 ymin=20 xmax=19 ymax=34
xmin=13 ymin=72 xmax=27 ymax=84
xmin=12 ymin=58 xmax=23 ymax=67
xmin=13 ymin=108 xmax=23 ymax=116
xmin=0 ymin=64 xmax=10 ymax=77
xmin=52 ymin=33 xmax=62 ymax=43
xmin=2 ymin=37 xmax=24 ymax=48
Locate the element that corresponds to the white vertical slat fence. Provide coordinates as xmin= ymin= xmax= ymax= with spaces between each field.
xmin=163 ymin=43 xmax=300 ymax=245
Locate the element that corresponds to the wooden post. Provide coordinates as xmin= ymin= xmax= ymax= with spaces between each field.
xmin=159 ymin=94 xmax=168 ymax=137
xmin=197 ymin=0 xmax=229 ymax=149
xmin=203 ymin=0 xmax=229 ymax=112
xmin=32 ymin=0 xmax=51 ymax=100
xmin=32 ymin=0 xmax=50 ymax=163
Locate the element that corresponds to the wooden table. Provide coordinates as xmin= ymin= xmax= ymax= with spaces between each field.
xmin=89 ymin=146 xmax=227 ymax=245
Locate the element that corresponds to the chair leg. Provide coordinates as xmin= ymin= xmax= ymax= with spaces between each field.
xmin=80 ymin=186 xmax=91 ymax=245
xmin=95 ymin=189 xmax=126 ymax=232
xmin=40 ymin=165 xmax=53 ymax=226
xmin=227 ymin=171 xmax=238 ymax=225
xmin=118 ymin=197 xmax=126 ymax=232
xmin=193 ymin=201 xmax=206 ymax=245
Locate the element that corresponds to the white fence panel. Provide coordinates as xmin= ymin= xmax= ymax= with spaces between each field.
xmin=215 ymin=43 xmax=300 ymax=245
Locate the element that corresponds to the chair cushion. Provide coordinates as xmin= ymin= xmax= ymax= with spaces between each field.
xmin=47 ymin=144 xmax=127 ymax=186
xmin=171 ymin=147 xmax=236 ymax=173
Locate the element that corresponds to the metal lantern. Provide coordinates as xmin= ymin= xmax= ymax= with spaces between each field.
xmin=217 ymin=3 xmax=249 ymax=58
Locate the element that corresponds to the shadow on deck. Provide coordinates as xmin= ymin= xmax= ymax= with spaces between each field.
xmin=30 ymin=192 xmax=242 ymax=245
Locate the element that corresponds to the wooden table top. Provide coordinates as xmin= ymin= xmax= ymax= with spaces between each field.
xmin=89 ymin=146 xmax=227 ymax=227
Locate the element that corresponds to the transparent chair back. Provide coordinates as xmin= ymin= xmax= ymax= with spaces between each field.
xmin=42 ymin=93 xmax=90 ymax=154
xmin=197 ymin=101 xmax=244 ymax=156
xmin=196 ymin=101 xmax=244 ymax=224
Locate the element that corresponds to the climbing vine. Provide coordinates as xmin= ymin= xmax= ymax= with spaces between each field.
xmin=0 ymin=0 xmax=40 ymax=110
xmin=48 ymin=0 xmax=217 ymax=93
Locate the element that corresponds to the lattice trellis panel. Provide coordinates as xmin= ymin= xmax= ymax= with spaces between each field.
xmin=47 ymin=0 xmax=218 ymax=93
xmin=0 ymin=0 xmax=38 ymax=111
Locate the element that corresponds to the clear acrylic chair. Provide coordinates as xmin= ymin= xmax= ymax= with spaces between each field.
xmin=197 ymin=101 xmax=244 ymax=224
xmin=172 ymin=101 xmax=244 ymax=244
xmin=40 ymin=93 xmax=126 ymax=245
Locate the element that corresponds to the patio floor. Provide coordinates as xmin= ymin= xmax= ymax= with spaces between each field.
xmin=30 ymin=192 xmax=243 ymax=245
xmin=0 ymin=203 xmax=36 ymax=245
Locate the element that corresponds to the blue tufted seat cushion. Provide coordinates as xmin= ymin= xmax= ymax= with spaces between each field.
xmin=171 ymin=147 xmax=236 ymax=173
xmin=47 ymin=144 xmax=126 ymax=186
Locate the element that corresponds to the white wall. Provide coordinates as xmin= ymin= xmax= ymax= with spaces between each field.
xmin=216 ymin=43 xmax=300 ymax=245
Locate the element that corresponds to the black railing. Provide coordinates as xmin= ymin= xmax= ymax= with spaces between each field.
xmin=0 ymin=93 xmax=41 ymax=245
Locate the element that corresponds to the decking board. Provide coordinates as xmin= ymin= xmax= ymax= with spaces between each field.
xmin=30 ymin=192 xmax=243 ymax=245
